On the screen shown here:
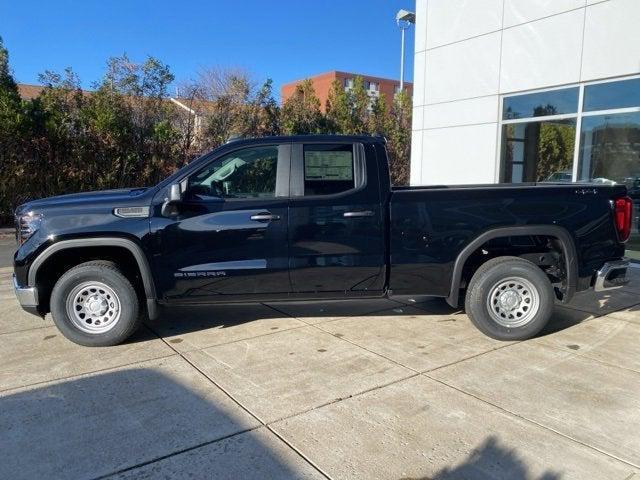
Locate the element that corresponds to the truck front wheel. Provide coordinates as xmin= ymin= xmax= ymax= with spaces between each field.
xmin=50 ymin=261 xmax=141 ymax=347
xmin=465 ymin=256 xmax=554 ymax=341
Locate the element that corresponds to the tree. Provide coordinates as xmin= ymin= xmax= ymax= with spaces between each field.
xmin=0 ymin=36 xmax=22 ymax=142
xmin=280 ymin=79 xmax=324 ymax=134
xmin=99 ymin=54 xmax=179 ymax=184
xmin=536 ymin=122 xmax=575 ymax=181
xmin=30 ymin=68 xmax=86 ymax=196
xmin=0 ymin=36 xmax=415 ymax=223
xmin=170 ymin=81 xmax=204 ymax=160
xmin=80 ymin=82 xmax=137 ymax=188
xmin=0 ymin=37 xmax=18 ymax=93
xmin=0 ymin=36 xmax=27 ymax=218
xmin=385 ymin=90 xmax=412 ymax=185
xmin=348 ymin=76 xmax=370 ymax=134
xmin=193 ymin=67 xmax=254 ymax=147
xmin=196 ymin=66 xmax=256 ymax=102
xmin=183 ymin=68 xmax=280 ymax=149
xmin=243 ymin=79 xmax=280 ymax=137
xmin=368 ymin=93 xmax=388 ymax=136
xmin=325 ymin=79 xmax=351 ymax=133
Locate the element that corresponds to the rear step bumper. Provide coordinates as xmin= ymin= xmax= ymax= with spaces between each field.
xmin=594 ymin=260 xmax=630 ymax=292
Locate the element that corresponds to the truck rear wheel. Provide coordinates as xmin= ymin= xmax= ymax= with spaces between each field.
xmin=464 ymin=256 xmax=554 ymax=341
xmin=50 ymin=261 xmax=141 ymax=347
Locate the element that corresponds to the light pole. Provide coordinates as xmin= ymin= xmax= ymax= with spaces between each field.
xmin=396 ymin=9 xmax=416 ymax=91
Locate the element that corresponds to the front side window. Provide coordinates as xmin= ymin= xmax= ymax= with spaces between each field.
xmin=188 ymin=146 xmax=278 ymax=199
xmin=303 ymin=144 xmax=355 ymax=196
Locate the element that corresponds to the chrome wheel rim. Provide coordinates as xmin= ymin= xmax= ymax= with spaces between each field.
xmin=486 ymin=277 xmax=539 ymax=328
xmin=66 ymin=281 xmax=121 ymax=334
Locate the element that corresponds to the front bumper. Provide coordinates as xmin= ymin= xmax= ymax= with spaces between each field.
xmin=594 ymin=260 xmax=629 ymax=292
xmin=12 ymin=274 xmax=40 ymax=315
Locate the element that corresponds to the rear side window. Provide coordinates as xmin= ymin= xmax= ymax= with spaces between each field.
xmin=303 ymin=144 xmax=355 ymax=196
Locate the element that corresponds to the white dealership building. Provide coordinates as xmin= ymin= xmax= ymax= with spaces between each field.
xmin=410 ymin=0 xmax=640 ymax=258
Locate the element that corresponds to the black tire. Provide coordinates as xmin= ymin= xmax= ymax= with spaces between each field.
xmin=464 ymin=256 xmax=554 ymax=341
xmin=50 ymin=261 xmax=141 ymax=346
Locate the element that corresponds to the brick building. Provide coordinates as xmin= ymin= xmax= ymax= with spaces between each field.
xmin=281 ymin=71 xmax=412 ymax=112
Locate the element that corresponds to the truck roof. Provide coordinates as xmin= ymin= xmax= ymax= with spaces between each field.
xmin=156 ymin=134 xmax=387 ymax=192
xmin=224 ymin=134 xmax=386 ymax=146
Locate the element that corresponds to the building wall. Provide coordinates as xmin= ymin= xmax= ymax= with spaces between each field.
xmin=281 ymin=71 xmax=339 ymax=112
xmin=281 ymin=71 xmax=413 ymax=112
xmin=411 ymin=0 xmax=640 ymax=185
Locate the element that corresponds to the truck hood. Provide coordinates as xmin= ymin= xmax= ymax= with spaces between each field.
xmin=15 ymin=188 xmax=149 ymax=215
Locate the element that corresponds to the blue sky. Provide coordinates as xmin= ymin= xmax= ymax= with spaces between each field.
xmin=1 ymin=0 xmax=415 ymax=99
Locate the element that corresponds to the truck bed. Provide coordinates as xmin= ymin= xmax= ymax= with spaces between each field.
xmin=388 ymin=182 xmax=627 ymax=298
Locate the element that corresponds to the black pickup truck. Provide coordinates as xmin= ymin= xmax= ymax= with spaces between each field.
xmin=13 ymin=135 xmax=632 ymax=346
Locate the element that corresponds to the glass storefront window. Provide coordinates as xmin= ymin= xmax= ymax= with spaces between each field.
xmin=579 ymin=112 xmax=640 ymax=259
xmin=501 ymin=77 xmax=640 ymax=260
xmin=503 ymin=87 xmax=579 ymax=120
xmin=502 ymin=120 xmax=576 ymax=183
xmin=583 ymin=78 xmax=640 ymax=112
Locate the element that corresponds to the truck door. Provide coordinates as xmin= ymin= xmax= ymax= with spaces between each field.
xmin=288 ymin=141 xmax=385 ymax=296
xmin=150 ymin=143 xmax=291 ymax=302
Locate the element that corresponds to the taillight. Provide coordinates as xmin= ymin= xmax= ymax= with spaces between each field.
xmin=613 ymin=196 xmax=632 ymax=243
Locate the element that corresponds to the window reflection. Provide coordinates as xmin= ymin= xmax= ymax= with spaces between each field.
xmin=579 ymin=112 xmax=640 ymax=257
xmin=583 ymin=77 xmax=640 ymax=112
xmin=503 ymin=88 xmax=579 ymax=120
xmin=502 ymin=120 xmax=576 ymax=183
xmin=501 ymin=78 xmax=640 ymax=260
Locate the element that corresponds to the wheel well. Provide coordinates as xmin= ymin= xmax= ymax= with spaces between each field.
xmin=34 ymin=247 xmax=146 ymax=314
xmin=460 ymin=235 xmax=568 ymax=300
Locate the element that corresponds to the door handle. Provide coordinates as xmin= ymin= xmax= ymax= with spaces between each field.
xmin=250 ymin=213 xmax=281 ymax=222
xmin=343 ymin=210 xmax=375 ymax=218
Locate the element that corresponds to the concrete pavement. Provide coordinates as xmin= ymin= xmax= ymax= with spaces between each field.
xmin=0 ymin=237 xmax=15 ymax=268
xmin=0 ymin=265 xmax=639 ymax=479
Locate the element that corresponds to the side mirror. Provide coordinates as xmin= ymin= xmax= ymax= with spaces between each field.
xmin=168 ymin=183 xmax=182 ymax=202
xmin=161 ymin=183 xmax=183 ymax=217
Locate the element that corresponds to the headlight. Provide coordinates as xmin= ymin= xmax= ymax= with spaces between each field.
xmin=17 ymin=212 xmax=42 ymax=245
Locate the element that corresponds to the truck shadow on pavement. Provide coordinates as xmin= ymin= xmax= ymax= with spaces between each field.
xmin=425 ymin=436 xmax=561 ymax=480
xmin=144 ymin=296 xmax=607 ymax=343
xmin=0 ymin=368 xmax=567 ymax=480
xmin=147 ymin=298 xmax=462 ymax=339
xmin=0 ymin=367 xmax=314 ymax=480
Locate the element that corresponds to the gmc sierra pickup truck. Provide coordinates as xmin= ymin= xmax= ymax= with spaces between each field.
xmin=13 ymin=135 xmax=632 ymax=346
